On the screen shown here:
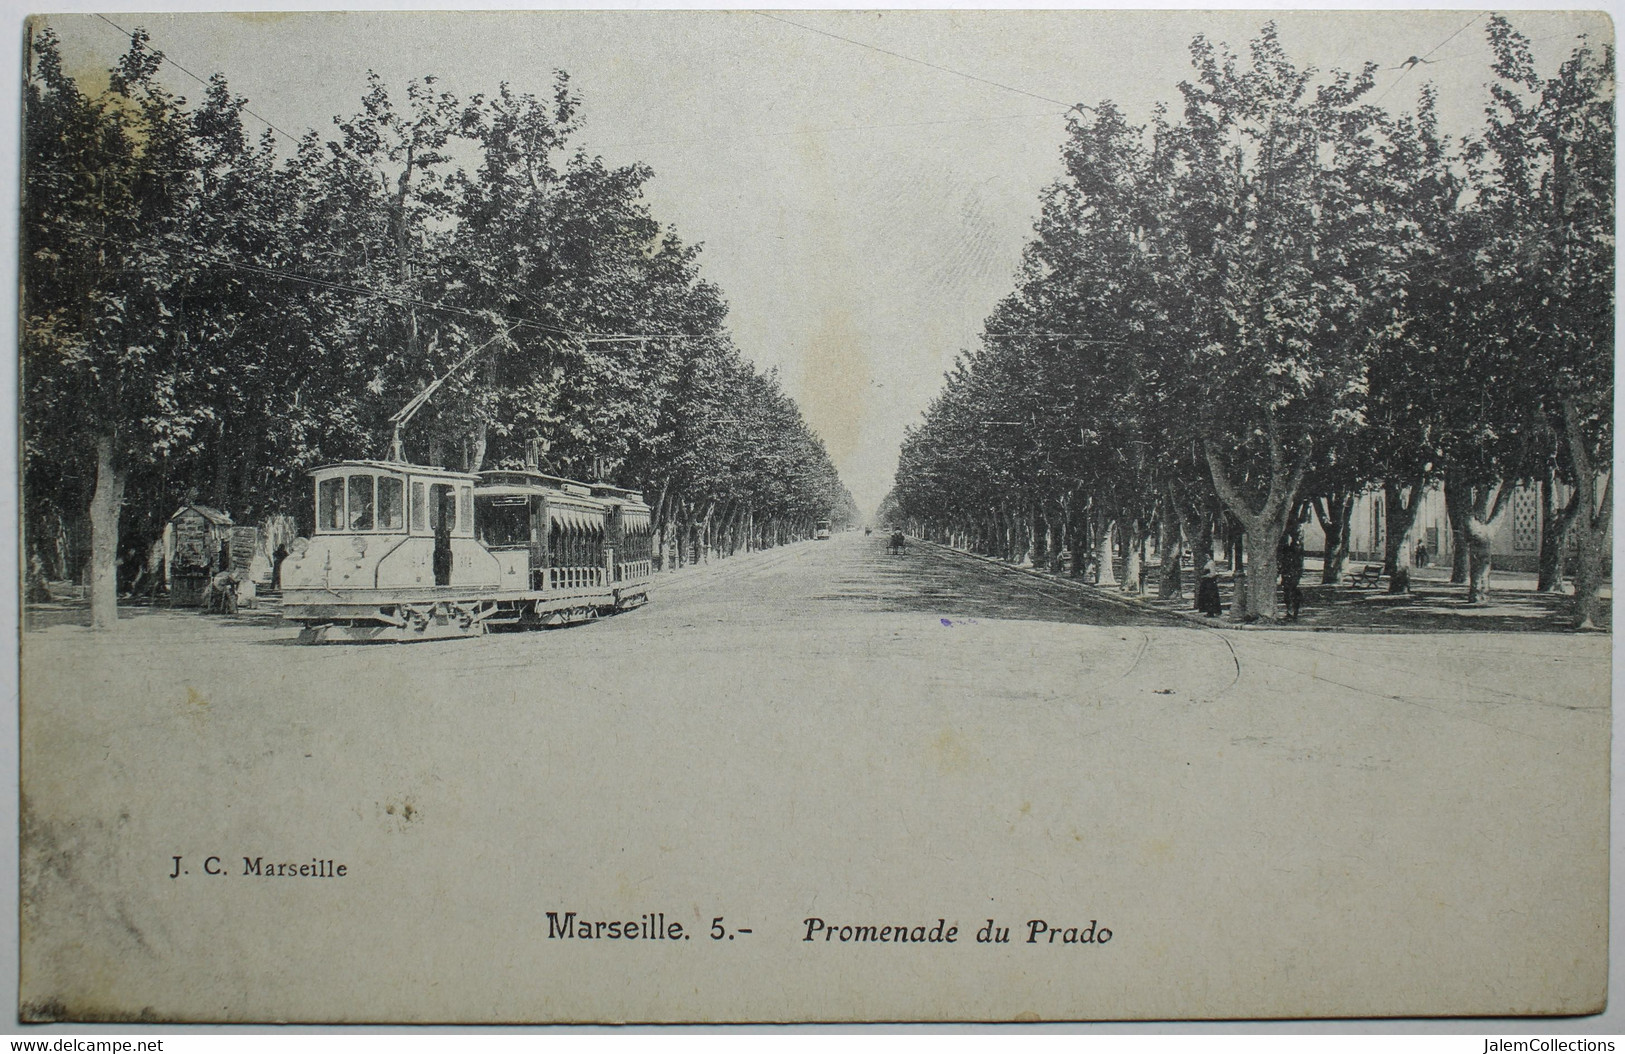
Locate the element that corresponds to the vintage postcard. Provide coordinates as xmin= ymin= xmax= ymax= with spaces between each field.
xmin=14 ymin=8 xmax=1615 ymax=1024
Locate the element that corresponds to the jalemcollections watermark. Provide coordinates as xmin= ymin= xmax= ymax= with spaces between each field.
xmin=1483 ymin=1041 xmax=1615 ymax=1053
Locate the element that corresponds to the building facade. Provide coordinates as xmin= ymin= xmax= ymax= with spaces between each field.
xmin=1299 ymin=481 xmax=1559 ymax=575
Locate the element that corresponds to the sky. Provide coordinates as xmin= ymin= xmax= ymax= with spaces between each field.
xmin=28 ymin=7 xmax=1612 ymax=513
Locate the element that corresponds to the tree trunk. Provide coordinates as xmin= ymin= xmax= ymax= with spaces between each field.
xmin=1067 ymin=505 xmax=1086 ymax=578
xmin=1031 ymin=502 xmax=1049 ymax=569
xmin=1193 ymin=508 xmax=1214 ymax=570
xmin=651 ymin=489 xmax=669 ymax=571
xmin=1204 ymin=428 xmax=1309 ymax=621
xmin=89 ymin=434 xmax=125 ymax=630
xmin=1451 ymin=476 xmax=1515 ymax=604
xmin=212 ymin=417 xmax=230 ymax=510
xmin=1094 ymin=516 xmax=1117 ymax=586
xmin=1159 ymin=488 xmax=1185 ymax=599
xmin=674 ymin=501 xmax=690 ymax=568
xmin=1382 ymin=476 xmax=1428 ymax=595
xmin=1333 ymin=497 xmax=1354 ymax=583
xmin=1313 ymin=490 xmax=1353 ymax=584
xmin=1121 ymin=517 xmax=1142 ymax=594
xmin=1536 ymin=467 xmax=1580 ymax=593
xmin=722 ymin=503 xmax=739 ymax=557
xmin=1572 ymin=509 xmax=1608 ymax=629
xmin=1464 ymin=515 xmax=1494 ymax=603
xmin=1562 ymin=399 xmax=1613 ymax=629
xmin=466 ymin=420 xmax=489 ymax=475
xmin=1237 ymin=531 xmax=1283 ymax=623
xmin=1445 ymin=479 xmax=1471 ymax=584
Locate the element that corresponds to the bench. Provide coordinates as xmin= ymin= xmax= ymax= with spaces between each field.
xmin=1344 ymin=563 xmax=1384 ymax=588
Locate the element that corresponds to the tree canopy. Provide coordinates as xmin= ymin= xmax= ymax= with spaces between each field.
xmin=891 ymin=17 xmax=1613 ymax=624
xmin=23 ymin=26 xmax=858 ymax=624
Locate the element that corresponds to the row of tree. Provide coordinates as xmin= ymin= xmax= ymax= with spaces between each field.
xmin=23 ymin=26 xmax=859 ymax=627
xmin=887 ymin=18 xmax=1612 ymax=627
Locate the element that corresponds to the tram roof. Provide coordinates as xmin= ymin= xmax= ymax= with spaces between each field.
xmin=307 ymin=459 xmax=481 ymax=481
xmin=475 ymin=485 xmax=651 ymax=527
xmin=475 ymin=484 xmax=607 ymax=508
xmin=479 ymin=468 xmax=644 ymax=503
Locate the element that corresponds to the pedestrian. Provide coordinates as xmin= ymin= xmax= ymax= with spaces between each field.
xmin=25 ymin=551 xmax=51 ymax=604
xmin=119 ymin=543 xmax=147 ymax=598
xmin=1280 ymin=530 xmax=1304 ymax=619
xmin=1414 ymin=541 xmax=1429 ymax=568
xmin=433 ymin=489 xmax=455 ymax=586
xmin=145 ymin=537 xmax=167 ymax=604
xmin=1196 ymin=555 xmax=1222 ymax=617
xmin=204 ymin=569 xmax=240 ymax=616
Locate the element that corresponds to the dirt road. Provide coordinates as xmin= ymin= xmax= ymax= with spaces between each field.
xmin=19 ymin=531 xmax=1611 ymax=1021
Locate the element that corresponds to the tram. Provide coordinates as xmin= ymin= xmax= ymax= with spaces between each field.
xmin=278 ymin=460 xmax=654 ymax=643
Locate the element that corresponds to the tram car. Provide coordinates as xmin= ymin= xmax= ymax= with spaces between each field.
xmin=278 ymin=460 xmax=654 ymax=642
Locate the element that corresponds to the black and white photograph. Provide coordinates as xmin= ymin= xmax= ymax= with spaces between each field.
xmin=13 ymin=7 xmax=1616 ymax=1025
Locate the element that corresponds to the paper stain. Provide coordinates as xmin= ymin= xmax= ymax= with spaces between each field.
xmin=181 ymin=686 xmax=210 ymax=733
xmin=783 ymin=124 xmax=872 ymax=473
xmin=19 ymin=800 xmax=155 ymax=1023
xmin=798 ymin=304 xmax=870 ymax=469
xmin=381 ymin=798 xmax=420 ymax=831
xmin=1141 ymin=836 xmax=1174 ymax=862
xmin=929 ymin=728 xmax=982 ymax=775
xmin=221 ymin=10 xmax=305 ymax=25
xmin=28 ymin=18 xmax=112 ymax=95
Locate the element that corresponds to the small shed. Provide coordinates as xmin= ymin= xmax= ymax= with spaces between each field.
xmin=167 ymin=505 xmax=235 ymax=607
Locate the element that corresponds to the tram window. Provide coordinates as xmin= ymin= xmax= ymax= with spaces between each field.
xmin=459 ymin=487 xmax=474 ymax=536
xmin=411 ymin=482 xmax=427 ymax=533
xmin=429 ymin=484 xmax=456 ymax=532
xmin=348 ymin=474 xmax=375 ymax=531
xmin=317 ymin=477 xmax=345 ymax=532
xmin=478 ymin=498 xmax=529 ymax=548
xmin=378 ymin=476 xmax=405 ymax=530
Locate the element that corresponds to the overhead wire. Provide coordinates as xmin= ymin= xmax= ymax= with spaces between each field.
xmin=92 ymin=13 xmax=308 ymax=150
xmin=753 ymin=11 xmax=1094 ymax=113
xmin=593 ymin=109 xmax=1070 ymax=152
xmin=68 ymin=16 xmax=1590 ymax=357
xmin=1374 ymin=12 xmax=1486 ymax=106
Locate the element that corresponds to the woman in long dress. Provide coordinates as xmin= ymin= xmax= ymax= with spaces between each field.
xmin=1196 ymin=556 xmax=1222 ymax=617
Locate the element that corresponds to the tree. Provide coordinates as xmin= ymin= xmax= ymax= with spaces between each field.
xmin=892 ymin=17 xmax=1611 ymax=628
xmin=24 ymin=28 xmax=201 ymax=627
xmin=1476 ymin=17 xmax=1613 ymax=623
xmin=1168 ymin=26 xmax=1386 ymax=618
xmin=22 ymin=30 xmax=859 ymax=621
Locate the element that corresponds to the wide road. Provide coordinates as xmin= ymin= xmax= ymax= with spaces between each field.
xmin=19 ymin=530 xmax=1611 ymax=1023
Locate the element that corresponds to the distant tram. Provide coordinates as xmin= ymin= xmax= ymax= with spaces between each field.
xmin=279 ymin=460 xmax=653 ymax=643
xmin=815 ymin=519 xmax=832 ymax=540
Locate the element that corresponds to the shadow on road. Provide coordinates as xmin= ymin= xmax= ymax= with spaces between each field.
xmin=814 ymin=540 xmax=1177 ymax=628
